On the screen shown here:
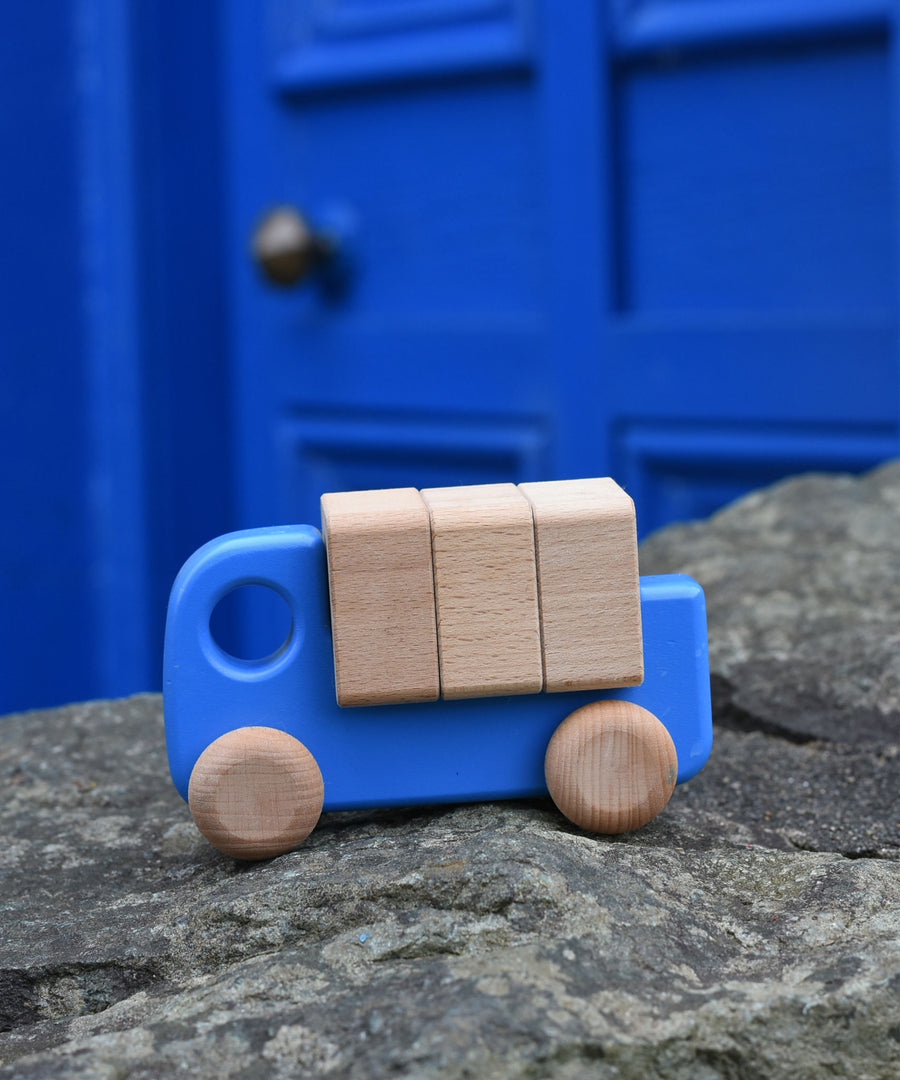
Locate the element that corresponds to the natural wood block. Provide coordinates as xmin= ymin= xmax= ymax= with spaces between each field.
xmin=188 ymin=726 xmax=324 ymax=860
xmin=321 ymin=487 xmax=439 ymax=706
xmin=544 ymin=700 xmax=677 ymax=833
xmin=420 ymin=483 xmax=542 ymax=699
xmin=518 ymin=478 xmax=643 ymax=692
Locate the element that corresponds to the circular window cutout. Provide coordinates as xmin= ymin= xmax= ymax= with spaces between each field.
xmin=209 ymin=584 xmax=293 ymax=662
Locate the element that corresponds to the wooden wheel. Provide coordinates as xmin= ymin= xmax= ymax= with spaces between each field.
xmin=544 ymin=700 xmax=677 ymax=834
xmin=188 ymin=727 xmax=324 ymax=860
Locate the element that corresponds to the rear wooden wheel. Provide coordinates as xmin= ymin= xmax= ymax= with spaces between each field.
xmin=188 ymin=726 xmax=324 ymax=859
xmin=544 ymin=700 xmax=677 ymax=833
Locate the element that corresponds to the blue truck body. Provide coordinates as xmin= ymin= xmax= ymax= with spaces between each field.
xmin=164 ymin=524 xmax=712 ymax=812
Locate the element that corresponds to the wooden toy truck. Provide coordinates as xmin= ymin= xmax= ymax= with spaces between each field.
xmin=164 ymin=480 xmax=712 ymax=859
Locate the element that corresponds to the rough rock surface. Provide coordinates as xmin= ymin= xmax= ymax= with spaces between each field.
xmin=3 ymin=464 xmax=900 ymax=1078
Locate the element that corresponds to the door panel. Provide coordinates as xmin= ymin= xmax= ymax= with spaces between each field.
xmin=226 ymin=0 xmax=554 ymax=562
xmin=268 ymin=0 xmax=535 ymax=94
xmin=618 ymin=40 xmax=895 ymax=314
xmin=542 ymin=1 xmax=900 ymax=537
xmin=620 ymin=425 xmax=900 ymax=535
xmin=276 ymin=409 xmax=550 ymax=519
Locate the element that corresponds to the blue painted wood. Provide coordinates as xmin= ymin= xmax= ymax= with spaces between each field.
xmin=0 ymin=0 xmax=229 ymax=713
xmin=82 ymin=0 xmax=230 ymax=708
xmin=275 ymin=412 xmax=550 ymax=520
xmin=224 ymin=0 xmax=555 ymax=654
xmin=0 ymin=5 xmax=95 ymax=713
xmin=220 ymin=0 xmax=900 ymax=661
xmin=163 ymin=525 xmax=712 ymax=809
xmin=8 ymin=0 xmax=900 ymax=712
xmin=542 ymin=0 xmax=900 ymax=521
xmin=79 ymin=0 xmax=153 ymax=701
xmin=272 ymin=0 xmax=535 ymax=93
xmin=612 ymin=0 xmax=892 ymax=57
xmin=618 ymin=42 xmax=895 ymax=314
xmin=607 ymin=321 xmax=898 ymax=425
xmin=130 ymin=0 xmax=232 ymax=673
xmin=621 ymin=426 xmax=900 ymax=535
xmin=538 ymin=0 xmax=613 ymax=481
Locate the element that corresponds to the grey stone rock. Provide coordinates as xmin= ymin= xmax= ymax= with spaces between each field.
xmin=3 ymin=465 xmax=900 ymax=1077
xmin=641 ymin=460 xmax=900 ymax=749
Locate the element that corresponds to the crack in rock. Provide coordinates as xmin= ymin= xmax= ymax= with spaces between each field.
xmin=0 ymin=964 xmax=160 ymax=1033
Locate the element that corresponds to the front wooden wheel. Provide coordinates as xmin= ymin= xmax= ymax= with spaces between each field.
xmin=544 ymin=700 xmax=677 ymax=834
xmin=188 ymin=726 xmax=324 ymax=860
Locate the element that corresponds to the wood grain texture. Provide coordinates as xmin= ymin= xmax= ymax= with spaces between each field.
xmin=519 ymin=478 xmax=643 ymax=692
xmin=421 ymin=483 xmax=542 ymax=698
xmin=321 ymin=487 xmax=439 ymax=706
xmin=544 ymin=700 xmax=677 ymax=833
xmin=188 ymin=727 xmax=324 ymax=860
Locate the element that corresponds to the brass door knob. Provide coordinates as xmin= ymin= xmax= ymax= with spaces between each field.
xmin=251 ymin=206 xmax=334 ymax=286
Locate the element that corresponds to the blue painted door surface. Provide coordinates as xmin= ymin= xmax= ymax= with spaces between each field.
xmin=1 ymin=1 xmax=228 ymax=714
xmin=225 ymin=0 xmax=900 ymax=577
xmin=225 ymin=0 xmax=553 ymax=542
xmin=5 ymin=0 xmax=900 ymax=710
xmin=592 ymin=1 xmax=900 ymax=531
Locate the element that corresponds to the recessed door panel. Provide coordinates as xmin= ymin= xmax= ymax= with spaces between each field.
xmin=544 ymin=1 xmax=900 ymax=534
xmin=226 ymin=0 xmax=555 ymax=557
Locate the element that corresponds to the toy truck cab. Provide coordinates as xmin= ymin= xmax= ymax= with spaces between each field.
xmin=164 ymin=481 xmax=712 ymax=859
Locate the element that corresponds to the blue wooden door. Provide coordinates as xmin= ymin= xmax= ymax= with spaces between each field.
xmin=545 ymin=1 xmax=900 ymax=534
xmin=226 ymin=0 xmax=900 ymax=554
xmin=225 ymin=0 xmax=556 ymax=548
xmin=4 ymin=0 xmax=893 ymax=711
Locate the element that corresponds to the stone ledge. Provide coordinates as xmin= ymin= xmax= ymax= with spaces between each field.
xmin=3 ymin=463 xmax=900 ymax=1077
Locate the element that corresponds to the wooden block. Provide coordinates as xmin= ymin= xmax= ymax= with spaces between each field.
xmin=518 ymin=478 xmax=642 ymax=692
xmin=544 ymin=700 xmax=677 ymax=833
xmin=321 ymin=487 xmax=439 ymax=706
xmin=420 ymin=483 xmax=542 ymax=699
xmin=188 ymin=727 xmax=324 ymax=860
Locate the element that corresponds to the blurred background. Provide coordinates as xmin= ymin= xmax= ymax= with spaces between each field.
xmin=2 ymin=0 xmax=899 ymax=714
